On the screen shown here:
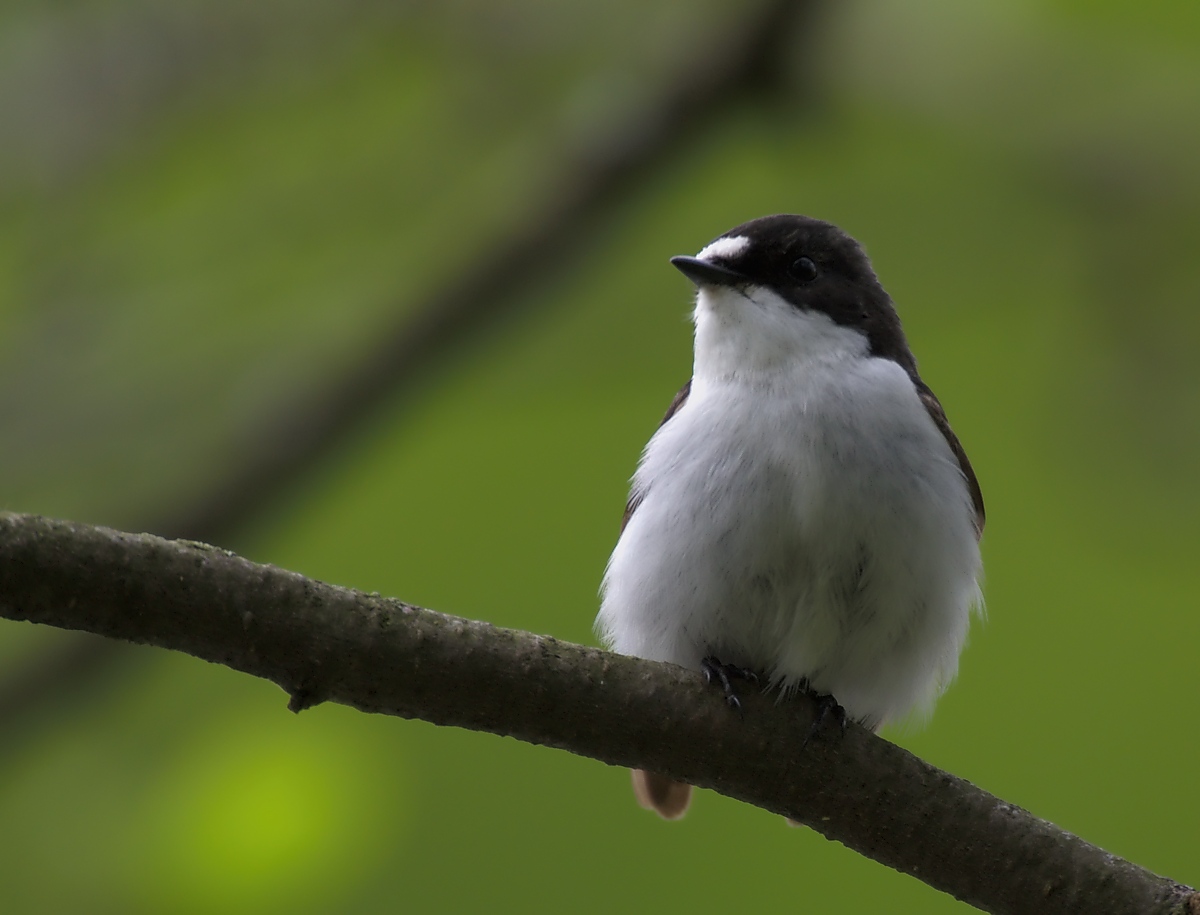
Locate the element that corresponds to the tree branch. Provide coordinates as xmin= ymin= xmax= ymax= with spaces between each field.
xmin=0 ymin=512 xmax=1194 ymax=915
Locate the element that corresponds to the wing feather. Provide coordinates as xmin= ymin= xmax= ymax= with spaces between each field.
xmin=915 ymin=381 xmax=985 ymax=538
xmin=620 ymin=379 xmax=692 ymax=532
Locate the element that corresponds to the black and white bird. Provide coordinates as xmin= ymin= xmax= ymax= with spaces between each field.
xmin=597 ymin=214 xmax=984 ymax=819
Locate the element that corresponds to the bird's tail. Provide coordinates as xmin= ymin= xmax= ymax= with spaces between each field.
xmin=631 ymin=769 xmax=691 ymax=820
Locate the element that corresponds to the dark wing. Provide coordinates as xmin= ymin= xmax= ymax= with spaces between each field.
xmin=620 ymin=379 xmax=692 ymax=532
xmin=915 ymin=381 xmax=985 ymax=538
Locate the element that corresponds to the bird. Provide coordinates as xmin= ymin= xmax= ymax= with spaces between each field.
xmin=596 ymin=214 xmax=984 ymax=820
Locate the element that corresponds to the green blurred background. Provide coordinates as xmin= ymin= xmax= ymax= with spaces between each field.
xmin=2 ymin=0 xmax=1199 ymax=912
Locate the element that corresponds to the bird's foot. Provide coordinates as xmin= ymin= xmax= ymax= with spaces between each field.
xmin=701 ymin=656 xmax=759 ymax=711
xmin=801 ymin=686 xmax=848 ymax=748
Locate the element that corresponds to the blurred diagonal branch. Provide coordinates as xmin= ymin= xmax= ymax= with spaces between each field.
xmin=0 ymin=0 xmax=825 ymax=744
xmin=152 ymin=0 xmax=818 ymax=545
xmin=1 ymin=511 xmax=1195 ymax=915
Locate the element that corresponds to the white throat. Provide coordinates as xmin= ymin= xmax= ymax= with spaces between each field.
xmin=692 ymin=285 xmax=870 ymax=384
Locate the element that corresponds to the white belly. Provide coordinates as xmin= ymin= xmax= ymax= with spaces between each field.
xmin=597 ymin=356 xmax=982 ymax=729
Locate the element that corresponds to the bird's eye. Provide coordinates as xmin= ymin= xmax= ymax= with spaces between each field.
xmin=790 ymin=256 xmax=818 ymax=283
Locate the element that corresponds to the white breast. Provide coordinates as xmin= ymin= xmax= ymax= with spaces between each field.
xmin=597 ymin=299 xmax=982 ymax=729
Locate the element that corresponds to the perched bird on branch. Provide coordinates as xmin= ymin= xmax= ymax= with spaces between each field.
xmin=598 ymin=215 xmax=984 ymax=819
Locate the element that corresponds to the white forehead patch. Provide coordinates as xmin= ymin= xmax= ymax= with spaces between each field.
xmin=696 ymin=234 xmax=750 ymax=261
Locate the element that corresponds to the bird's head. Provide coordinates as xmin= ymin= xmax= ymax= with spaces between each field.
xmin=672 ymin=215 xmax=913 ymax=381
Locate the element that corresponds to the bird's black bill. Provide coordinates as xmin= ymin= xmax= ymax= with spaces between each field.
xmin=670 ymin=255 xmax=748 ymax=288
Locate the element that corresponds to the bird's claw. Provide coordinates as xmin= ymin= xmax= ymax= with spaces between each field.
xmin=802 ymin=688 xmax=848 ymax=748
xmin=701 ymin=656 xmax=759 ymax=711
